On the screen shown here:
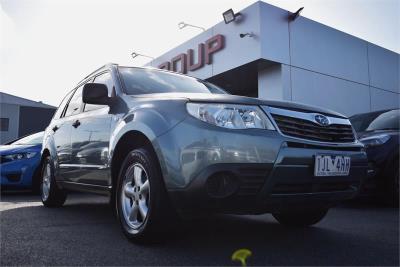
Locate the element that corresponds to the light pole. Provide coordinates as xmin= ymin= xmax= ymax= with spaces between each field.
xmin=131 ymin=52 xmax=155 ymax=66
xmin=178 ymin=22 xmax=205 ymax=32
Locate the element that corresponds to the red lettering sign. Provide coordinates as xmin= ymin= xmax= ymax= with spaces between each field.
xmin=171 ymin=53 xmax=187 ymax=73
xmin=187 ymin=43 xmax=204 ymax=71
xmin=158 ymin=34 xmax=225 ymax=74
xmin=205 ymin=34 xmax=224 ymax=65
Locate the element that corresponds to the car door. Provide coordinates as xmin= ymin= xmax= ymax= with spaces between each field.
xmin=69 ymin=71 xmax=114 ymax=186
xmin=48 ymin=89 xmax=75 ymax=181
xmin=59 ymin=83 xmax=86 ymax=183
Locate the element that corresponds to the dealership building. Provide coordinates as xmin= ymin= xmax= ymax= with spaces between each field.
xmin=0 ymin=92 xmax=56 ymax=144
xmin=147 ymin=1 xmax=399 ymax=117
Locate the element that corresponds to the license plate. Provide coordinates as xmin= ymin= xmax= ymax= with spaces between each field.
xmin=314 ymin=155 xmax=351 ymax=176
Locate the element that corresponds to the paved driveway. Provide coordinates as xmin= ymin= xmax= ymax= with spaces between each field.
xmin=1 ymin=193 xmax=398 ymax=266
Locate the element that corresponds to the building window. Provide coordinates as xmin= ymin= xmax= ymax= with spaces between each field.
xmin=0 ymin=118 xmax=9 ymax=131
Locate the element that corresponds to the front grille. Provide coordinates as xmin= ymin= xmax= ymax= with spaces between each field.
xmin=286 ymin=142 xmax=362 ymax=151
xmin=271 ymin=114 xmax=355 ymax=143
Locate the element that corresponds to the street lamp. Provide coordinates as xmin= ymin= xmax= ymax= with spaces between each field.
xmin=131 ymin=52 xmax=155 ymax=60
xmin=178 ymin=22 xmax=205 ymax=32
xmin=222 ymin=9 xmax=242 ymax=24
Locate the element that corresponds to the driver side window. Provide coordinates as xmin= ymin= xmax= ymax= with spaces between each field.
xmin=53 ymin=90 xmax=74 ymax=119
xmin=64 ymin=85 xmax=84 ymax=117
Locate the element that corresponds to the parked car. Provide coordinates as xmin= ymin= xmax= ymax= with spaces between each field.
xmin=40 ymin=64 xmax=367 ymax=242
xmin=1 ymin=131 xmax=44 ymax=191
xmin=350 ymin=109 xmax=399 ymax=205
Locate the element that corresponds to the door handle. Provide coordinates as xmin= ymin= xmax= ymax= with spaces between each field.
xmin=52 ymin=125 xmax=59 ymax=132
xmin=72 ymin=120 xmax=81 ymax=128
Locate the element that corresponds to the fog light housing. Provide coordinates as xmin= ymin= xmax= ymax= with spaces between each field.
xmin=206 ymin=172 xmax=239 ymax=198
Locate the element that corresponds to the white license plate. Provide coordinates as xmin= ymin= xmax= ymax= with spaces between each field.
xmin=314 ymin=155 xmax=351 ymax=177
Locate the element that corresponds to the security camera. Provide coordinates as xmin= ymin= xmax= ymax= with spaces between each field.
xmin=239 ymin=32 xmax=253 ymax=38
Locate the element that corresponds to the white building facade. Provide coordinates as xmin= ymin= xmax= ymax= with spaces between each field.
xmin=147 ymin=1 xmax=399 ymax=117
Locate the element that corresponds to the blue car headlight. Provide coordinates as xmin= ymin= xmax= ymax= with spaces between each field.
xmin=186 ymin=103 xmax=275 ymax=130
xmin=359 ymin=134 xmax=390 ymax=148
xmin=1 ymin=152 xmax=37 ymax=163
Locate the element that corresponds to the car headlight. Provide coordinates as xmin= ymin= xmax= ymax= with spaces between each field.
xmin=1 ymin=152 xmax=37 ymax=163
xmin=359 ymin=134 xmax=390 ymax=148
xmin=186 ymin=103 xmax=275 ymax=130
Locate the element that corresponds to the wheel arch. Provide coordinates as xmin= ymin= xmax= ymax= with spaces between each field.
xmin=110 ymin=130 xmax=165 ymax=196
xmin=41 ymin=148 xmax=51 ymax=159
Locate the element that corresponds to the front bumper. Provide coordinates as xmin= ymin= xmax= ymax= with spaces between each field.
xmin=154 ymin=116 xmax=368 ymax=214
xmin=0 ymin=156 xmax=40 ymax=189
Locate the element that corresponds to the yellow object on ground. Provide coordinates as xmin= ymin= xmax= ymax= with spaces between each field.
xmin=231 ymin=248 xmax=252 ymax=266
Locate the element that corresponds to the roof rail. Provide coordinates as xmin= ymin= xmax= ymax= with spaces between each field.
xmin=81 ymin=63 xmax=118 ymax=81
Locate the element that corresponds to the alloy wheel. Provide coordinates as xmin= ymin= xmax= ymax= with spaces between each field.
xmin=121 ymin=163 xmax=150 ymax=229
xmin=41 ymin=163 xmax=51 ymax=201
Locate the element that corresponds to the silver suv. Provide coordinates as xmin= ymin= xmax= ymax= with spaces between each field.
xmin=41 ymin=63 xmax=367 ymax=242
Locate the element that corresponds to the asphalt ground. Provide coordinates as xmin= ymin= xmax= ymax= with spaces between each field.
xmin=1 ymin=192 xmax=398 ymax=266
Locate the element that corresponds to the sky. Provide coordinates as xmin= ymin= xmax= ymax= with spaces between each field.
xmin=1 ymin=0 xmax=399 ymax=106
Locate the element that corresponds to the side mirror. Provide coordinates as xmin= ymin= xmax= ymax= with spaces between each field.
xmin=82 ymin=83 xmax=112 ymax=105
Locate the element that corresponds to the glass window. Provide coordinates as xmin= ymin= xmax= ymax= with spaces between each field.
xmin=53 ymin=90 xmax=74 ymax=119
xmin=350 ymin=109 xmax=399 ymax=132
xmin=118 ymin=67 xmax=227 ymax=95
xmin=84 ymin=72 xmax=113 ymax=112
xmin=0 ymin=118 xmax=9 ymax=131
xmin=64 ymin=85 xmax=83 ymax=117
xmin=11 ymin=132 xmax=44 ymax=145
xmin=366 ymin=109 xmax=399 ymax=131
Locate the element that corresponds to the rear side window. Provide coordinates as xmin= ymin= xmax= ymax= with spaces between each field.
xmin=84 ymin=72 xmax=113 ymax=112
xmin=64 ymin=85 xmax=84 ymax=117
xmin=53 ymin=90 xmax=74 ymax=119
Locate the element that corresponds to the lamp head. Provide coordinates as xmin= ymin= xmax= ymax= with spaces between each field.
xmin=223 ymin=9 xmax=242 ymax=24
xmin=178 ymin=22 xmax=187 ymax=29
xmin=131 ymin=52 xmax=138 ymax=59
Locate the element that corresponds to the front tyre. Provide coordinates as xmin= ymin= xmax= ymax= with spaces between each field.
xmin=40 ymin=156 xmax=67 ymax=207
xmin=273 ymin=209 xmax=328 ymax=227
xmin=116 ymin=147 xmax=171 ymax=242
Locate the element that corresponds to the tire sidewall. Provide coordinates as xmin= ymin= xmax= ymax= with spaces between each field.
xmin=116 ymin=148 xmax=160 ymax=239
xmin=40 ymin=156 xmax=53 ymax=204
xmin=40 ymin=156 xmax=66 ymax=207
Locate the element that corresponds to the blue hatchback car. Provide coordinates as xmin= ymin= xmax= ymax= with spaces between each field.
xmin=0 ymin=132 xmax=44 ymax=191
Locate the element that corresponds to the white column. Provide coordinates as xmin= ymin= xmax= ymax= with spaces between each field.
xmin=258 ymin=64 xmax=291 ymax=101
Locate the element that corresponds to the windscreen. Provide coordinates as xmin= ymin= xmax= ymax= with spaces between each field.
xmin=350 ymin=109 xmax=399 ymax=132
xmin=118 ymin=67 xmax=227 ymax=95
xmin=11 ymin=132 xmax=44 ymax=145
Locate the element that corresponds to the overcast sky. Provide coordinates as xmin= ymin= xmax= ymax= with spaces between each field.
xmin=1 ymin=0 xmax=399 ymax=106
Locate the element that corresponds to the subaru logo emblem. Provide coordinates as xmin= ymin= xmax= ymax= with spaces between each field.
xmin=314 ymin=114 xmax=330 ymax=126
